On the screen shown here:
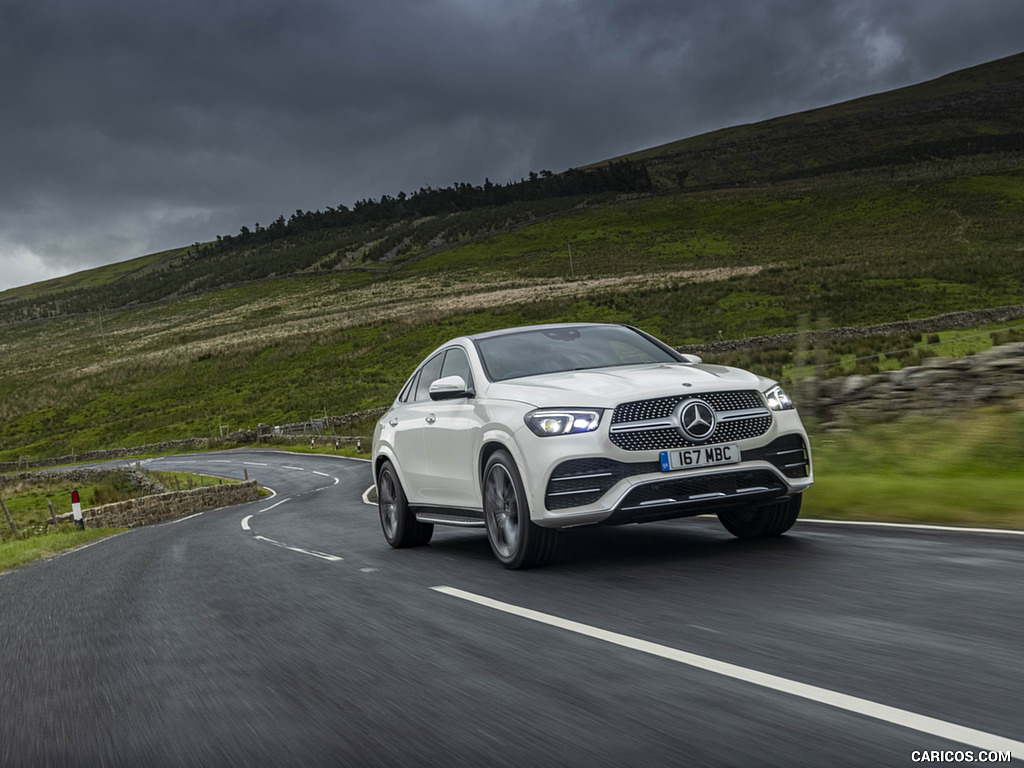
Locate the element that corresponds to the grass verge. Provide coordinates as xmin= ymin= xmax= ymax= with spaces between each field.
xmin=805 ymin=409 xmax=1024 ymax=530
xmin=0 ymin=528 xmax=125 ymax=574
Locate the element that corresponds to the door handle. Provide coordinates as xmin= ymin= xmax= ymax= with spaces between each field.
xmin=389 ymin=418 xmax=399 ymax=427
xmin=425 ymin=414 xmax=436 ymax=425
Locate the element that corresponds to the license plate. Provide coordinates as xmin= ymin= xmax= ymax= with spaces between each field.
xmin=660 ymin=444 xmax=741 ymax=471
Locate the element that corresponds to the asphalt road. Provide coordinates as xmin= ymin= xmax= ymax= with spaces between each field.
xmin=2 ymin=449 xmax=1021 ymax=767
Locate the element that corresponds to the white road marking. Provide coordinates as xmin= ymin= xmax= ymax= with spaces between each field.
xmin=361 ymin=485 xmax=377 ymax=506
xmin=162 ymin=512 xmax=204 ymax=525
xmin=262 ymin=497 xmax=290 ymax=512
xmin=283 ymin=466 xmax=305 ymax=471
xmin=431 ymin=586 xmax=1024 ymax=755
xmin=241 ymin=515 xmax=253 ymax=531
xmin=243 ymin=462 xmax=268 ymax=466
xmin=313 ymin=471 xmax=330 ymax=477
xmin=801 ymin=518 xmax=1024 ymax=536
xmin=253 ymin=535 xmax=342 ymax=562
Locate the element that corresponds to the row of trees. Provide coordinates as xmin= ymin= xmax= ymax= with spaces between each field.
xmin=210 ymin=161 xmax=654 ymax=253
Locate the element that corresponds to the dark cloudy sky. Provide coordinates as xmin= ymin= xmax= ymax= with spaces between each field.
xmin=1 ymin=0 xmax=1022 ymax=293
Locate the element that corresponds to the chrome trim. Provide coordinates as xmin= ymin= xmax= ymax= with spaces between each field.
xmin=415 ymin=513 xmax=486 ymax=528
xmin=609 ymin=419 xmax=675 ymax=433
xmin=547 ymin=487 xmax=604 ymax=497
xmin=550 ymin=472 xmax=615 ymax=482
xmin=717 ymin=407 xmax=772 ymax=421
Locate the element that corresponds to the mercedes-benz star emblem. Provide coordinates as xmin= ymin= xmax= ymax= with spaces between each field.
xmin=678 ymin=399 xmax=716 ymax=441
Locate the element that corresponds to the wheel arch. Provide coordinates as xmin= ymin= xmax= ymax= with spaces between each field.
xmin=478 ymin=432 xmax=523 ymax=487
xmin=373 ymin=448 xmax=399 ymax=485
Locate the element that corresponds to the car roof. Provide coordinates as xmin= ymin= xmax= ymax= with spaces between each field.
xmin=466 ymin=322 xmax=623 ymax=342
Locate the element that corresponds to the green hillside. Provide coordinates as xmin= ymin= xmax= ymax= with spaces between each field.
xmin=1 ymin=52 xmax=1022 ymax=463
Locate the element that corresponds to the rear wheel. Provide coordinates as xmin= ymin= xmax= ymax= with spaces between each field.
xmin=483 ymin=450 xmax=560 ymax=569
xmin=377 ymin=460 xmax=433 ymax=548
xmin=717 ymin=494 xmax=802 ymax=539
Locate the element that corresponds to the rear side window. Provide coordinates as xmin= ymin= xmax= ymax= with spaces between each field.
xmin=398 ymin=372 xmax=419 ymax=403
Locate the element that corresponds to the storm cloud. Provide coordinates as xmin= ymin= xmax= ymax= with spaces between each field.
xmin=1 ymin=0 xmax=1021 ymax=291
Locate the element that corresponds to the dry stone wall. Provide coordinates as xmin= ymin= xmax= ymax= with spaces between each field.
xmin=2 ymin=467 xmax=167 ymax=496
xmin=80 ymin=480 xmax=260 ymax=529
xmin=799 ymin=342 xmax=1024 ymax=427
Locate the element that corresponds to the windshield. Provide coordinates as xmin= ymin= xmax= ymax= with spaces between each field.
xmin=475 ymin=325 xmax=682 ymax=382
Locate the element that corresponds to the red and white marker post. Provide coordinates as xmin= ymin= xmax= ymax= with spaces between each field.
xmin=71 ymin=489 xmax=83 ymax=530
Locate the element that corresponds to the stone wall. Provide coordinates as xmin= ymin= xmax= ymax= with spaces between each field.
xmin=798 ymin=342 xmax=1024 ymax=427
xmin=2 ymin=467 xmax=168 ymax=496
xmin=80 ymin=480 xmax=260 ymax=529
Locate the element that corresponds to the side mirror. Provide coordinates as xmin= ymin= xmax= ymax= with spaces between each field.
xmin=680 ymin=353 xmax=703 ymax=364
xmin=428 ymin=375 xmax=474 ymax=401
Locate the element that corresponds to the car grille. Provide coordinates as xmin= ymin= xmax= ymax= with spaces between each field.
xmin=609 ymin=390 xmax=771 ymax=451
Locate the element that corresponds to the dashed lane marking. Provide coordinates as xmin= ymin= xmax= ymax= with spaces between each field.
xmin=253 ymin=535 xmax=343 ymax=562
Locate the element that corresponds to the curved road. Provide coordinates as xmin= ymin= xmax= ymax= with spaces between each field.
xmin=2 ymin=449 xmax=1021 ymax=766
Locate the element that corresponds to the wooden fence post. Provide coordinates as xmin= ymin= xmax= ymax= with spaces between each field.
xmin=47 ymin=498 xmax=58 ymax=526
xmin=1 ymin=495 xmax=19 ymax=537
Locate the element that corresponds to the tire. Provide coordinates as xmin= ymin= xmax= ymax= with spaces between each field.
xmin=717 ymin=494 xmax=802 ymax=540
xmin=377 ymin=460 xmax=433 ymax=548
xmin=483 ymin=449 xmax=560 ymax=569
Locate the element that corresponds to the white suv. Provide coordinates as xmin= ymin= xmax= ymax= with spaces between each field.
xmin=372 ymin=323 xmax=812 ymax=568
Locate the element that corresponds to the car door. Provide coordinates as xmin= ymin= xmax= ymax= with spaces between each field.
xmin=419 ymin=346 xmax=482 ymax=509
xmin=388 ymin=352 xmax=444 ymax=503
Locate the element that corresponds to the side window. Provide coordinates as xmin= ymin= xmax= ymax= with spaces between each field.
xmin=413 ymin=353 xmax=445 ymax=402
xmin=440 ymin=347 xmax=473 ymax=390
xmin=398 ymin=371 xmax=419 ymax=403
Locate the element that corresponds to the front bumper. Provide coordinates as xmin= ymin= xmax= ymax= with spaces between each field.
xmin=517 ymin=412 xmax=813 ymax=529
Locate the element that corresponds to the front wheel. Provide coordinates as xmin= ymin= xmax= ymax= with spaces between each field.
xmin=717 ymin=494 xmax=802 ymax=539
xmin=483 ymin=450 xmax=560 ymax=569
xmin=377 ymin=460 xmax=433 ymax=548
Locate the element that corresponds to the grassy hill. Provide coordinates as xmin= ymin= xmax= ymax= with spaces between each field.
xmin=1 ymin=52 xmax=1023 ymax=463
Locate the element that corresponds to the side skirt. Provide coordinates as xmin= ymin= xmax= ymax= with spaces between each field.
xmin=413 ymin=506 xmax=486 ymax=528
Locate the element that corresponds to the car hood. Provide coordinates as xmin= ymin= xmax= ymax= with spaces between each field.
xmin=484 ymin=363 xmax=769 ymax=407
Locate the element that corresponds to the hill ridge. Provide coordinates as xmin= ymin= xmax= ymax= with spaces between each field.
xmin=2 ymin=51 xmax=1022 ymax=318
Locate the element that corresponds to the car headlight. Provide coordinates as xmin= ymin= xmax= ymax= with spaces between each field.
xmin=763 ymin=384 xmax=795 ymax=411
xmin=525 ymin=409 xmax=603 ymax=436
